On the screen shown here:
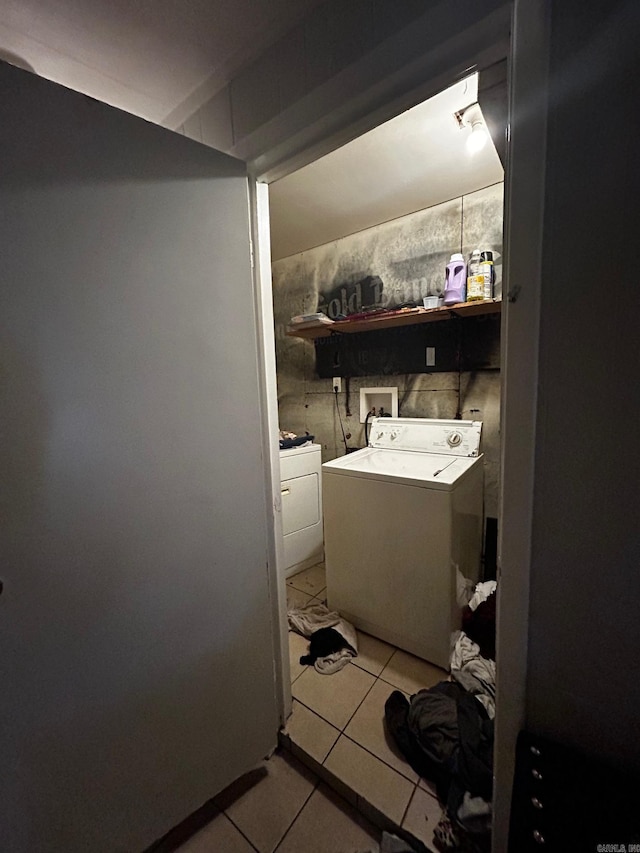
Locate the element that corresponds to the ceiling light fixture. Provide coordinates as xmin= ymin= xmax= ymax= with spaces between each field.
xmin=454 ymin=103 xmax=490 ymax=154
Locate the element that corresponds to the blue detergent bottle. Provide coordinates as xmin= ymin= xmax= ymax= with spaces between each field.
xmin=443 ymin=253 xmax=467 ymax=305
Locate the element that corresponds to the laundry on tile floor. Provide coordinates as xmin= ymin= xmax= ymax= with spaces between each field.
xmin=450 ymin=634 xmax=495 ymax=719
xmin=288 ymin=602 xmax=358 ymax=673
xmin=384 ymin=684 xmax=493 ymax=849
xmin=383 ymin=581 xmax=498 ymax=852
xmin=433 ymin=813 xmax=487 ymax=853
xmin=451 ymin=580 xmax=497 ymax=718
xmin=462 ymin=580 xmax=497 ymax=660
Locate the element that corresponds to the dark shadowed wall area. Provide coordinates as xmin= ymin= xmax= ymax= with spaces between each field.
xmin=272 ymin=181 xmax=503 ymax=519
xmin=524 ymin=0 xmax=640 ymax=769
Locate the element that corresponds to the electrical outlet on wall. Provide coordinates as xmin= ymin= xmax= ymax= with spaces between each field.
xmin=332 ymin=377 xmax=342 ymax=392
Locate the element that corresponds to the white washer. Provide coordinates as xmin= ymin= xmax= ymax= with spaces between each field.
xmin=279 ymin=443 xmax=324 ymax=578
xmin=322 ymin=418 xmax=483 ymax=669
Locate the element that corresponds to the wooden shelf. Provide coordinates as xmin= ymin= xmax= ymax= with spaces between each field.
xmin=285 ymin=300 xmax=501 ymax=340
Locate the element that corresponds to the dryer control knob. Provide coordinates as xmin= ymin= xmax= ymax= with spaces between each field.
xmin=447 ymin=431 xmax=463 ymax=447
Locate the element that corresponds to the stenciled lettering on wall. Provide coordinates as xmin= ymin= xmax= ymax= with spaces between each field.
xmin=317 ymin=274 xmax=436 ymax=319
xmin=317 ymin=275 xmax=384 ymax=319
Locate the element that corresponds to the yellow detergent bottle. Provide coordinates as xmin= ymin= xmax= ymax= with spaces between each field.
xmin=467 ymin=249 xmax=484 ymax=301
xmin=481 ymin=250 xmax=495 ymax=299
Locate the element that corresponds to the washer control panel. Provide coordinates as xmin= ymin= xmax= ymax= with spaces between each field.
xmin=369 ymin=417 xmax=482 ymax=456
xmin=447 ymin=431 xmax=463 ymax=448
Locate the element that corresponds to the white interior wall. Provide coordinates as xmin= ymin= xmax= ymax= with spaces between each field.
xmin=0 ymin=61 xmax=279 ymax=853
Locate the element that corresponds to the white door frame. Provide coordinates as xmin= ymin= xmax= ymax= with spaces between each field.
xmin=492 ymin=1 xmax=549 ymax=848
xmin=249 ymin=180 xmax=292 ymax=725
xmin=249 ymin=2 xmax=548 ymax=844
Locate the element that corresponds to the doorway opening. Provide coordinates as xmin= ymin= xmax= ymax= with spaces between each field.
xmin=266 ymin=67 xmax=506 ymax=850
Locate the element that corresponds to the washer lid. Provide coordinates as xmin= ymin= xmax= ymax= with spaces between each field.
xmin=322 ymin=447 xmax=481 ymax=490
xmin=368 ymin=417 xmax=482 ymax=457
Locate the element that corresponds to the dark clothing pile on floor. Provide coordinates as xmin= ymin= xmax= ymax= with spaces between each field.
xmin=385 ymin=685 xmax=492 ymax=851
xmin=385 ymin=583 xmax=497 ymax=853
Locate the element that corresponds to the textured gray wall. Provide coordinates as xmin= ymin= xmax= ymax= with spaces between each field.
xmin=273 ymin=182 xmax=503 ymax=517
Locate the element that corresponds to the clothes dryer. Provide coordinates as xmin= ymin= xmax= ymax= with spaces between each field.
xmin=322 ymin=418 xmax=483 ymax=669
xmin=280 ymin=443 xmax=324 ymax=577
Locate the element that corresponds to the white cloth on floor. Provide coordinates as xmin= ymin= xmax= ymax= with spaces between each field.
xmin=457 ymin=791 xmax=492 ymax=834
xmin=474 ymin=693 xmax=495 ymax=719
xmin=287 ymin=603 xmax=358 ymax=674
xmin=468 ymin=580 xmax=497 ymax=612
xmin=450 ymin=632 xmax=496 ymax=718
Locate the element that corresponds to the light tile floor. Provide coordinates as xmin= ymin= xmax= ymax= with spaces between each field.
xmin=173 ymin=562 xmax=447 ymax=853
xmin=175 ymin=750 xmax=380 ymax=853
xmin=285 ymin=563 xmax=448 ymax=851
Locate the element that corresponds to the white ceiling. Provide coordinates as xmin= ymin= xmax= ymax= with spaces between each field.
xmin=0 ymin=0 xmax=322 ymax=126
xmin=0 ymin=6 xmax=504 ymax=263
xmin=269 ymin=74 xmax=504 ymax=260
